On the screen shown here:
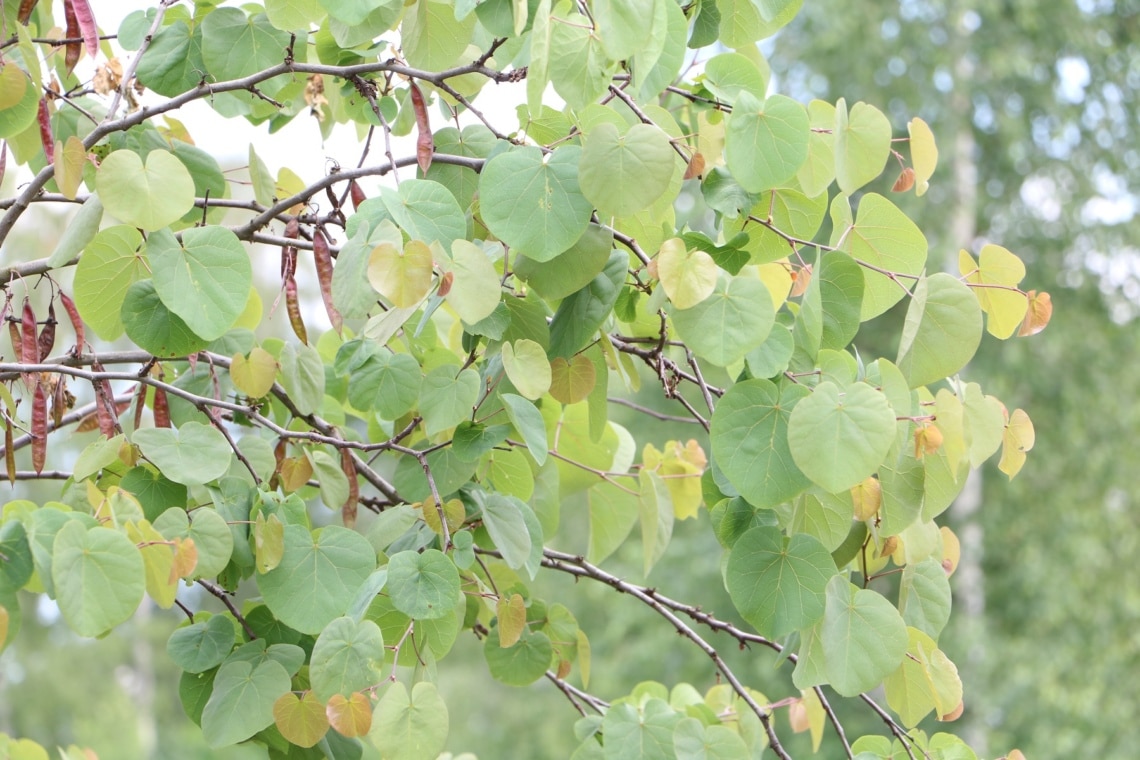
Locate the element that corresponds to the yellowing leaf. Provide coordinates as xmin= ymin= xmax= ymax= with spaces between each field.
xmin=420 ymin=498 xmax=464 ymax=536
xmin=643 ymin=440 xmax=706 ymax=520
xmin=998 ymin=408 xmax=1035 ymax=479
xmin=787 ymin=688 xmax=826 ymax=751
xmin=255 ymin=512 xmax=285 ymax=574
xmin=279 ymin=455 xmax=313 ymax=492
xmin=757 ymin=261 xmax=794 ymax=309
xmin=368 ymin=241 xmax=434 ymax=308
xmin=54 ymin=135 xmax=87 ymax=199
xmin=908 ymin=117 xmax=938 ymax=196
xmin=549 ymin=354 xmax=597 ymax=404
xmin=959 ymin=245 xmax=1028 ymax=339
xmin=1018 ymin=290 xmax=1053 ymax=336
xmin=496 ymin=593 xmax=527 ymax=648
xmin=913 ymin=424 xmax=943 ymax=459
xmin=851 ymin=476 xmax=881 ymax=521
xmin=657 ymin=238 xmax=717 ymax=309
xmin=940 ymin=526 xmax=960 ymax=577
xmin=501 ymin=339 xmax=551 ymax=400
xmin=326 ymin=692 xmax=372 ymax=738
xmin=231 ymin=347 xmax=278 ymax=398
xmin=275 ymin=166 xmax=306 ymax=214
xmin=170 ymin=536 xmax=198 ymax=582
xmin=0 ymin=605 xmax=8 ymax=650
xmin=126 ymin=519 xmax=177 ymax=609
xmin=273 ymin=691 xmax=329 ymax=748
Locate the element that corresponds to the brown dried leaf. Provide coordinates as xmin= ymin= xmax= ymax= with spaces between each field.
xmin=892 ymin=166 xmax=916 ymax=193
xmin=1018 ymin=290 xmax=1052 ymax=336
xmin=409 ymin=82 xmax=433 ymax=175
xmin=683 ymin=152 xmax=706 ymax=180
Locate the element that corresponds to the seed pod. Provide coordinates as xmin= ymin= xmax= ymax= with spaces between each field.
xmin=312 ymin=229 xmax=343 ymax=333
xmin=20 ymin=298 xmax=37 ymax=366
xmin=17 ymin=0 xmax=38 ymax=25
xmin=67 ymin=0 xmax=100 ymax=59
xmin=410 ymin=82 xmax=433 ymax=174
xmin=5 ymin=416 xmax=15 ymax=485
xmin=51 ymin=375 xmax=67 ymax=427
xmin=284 ymin=275 xmax=307 ymax=345
xmin=153 ymin=387 xmax=171 ymax=428
xmin=349 ymin=181 xmax=366 ymax=211
xmin=0 ymin=141 xmax=7 ymax=188
xmin=37 ymin=98 xmax=54 ymax=165
xmin=90 ymin=358 xmax=119 ymax=437
xmin=340 ymin=447 xmax=359 ymax=529
xmin=62 ymin=0 xmax=81 ymax=74
xmin=59 ymin=291 xmax=84 ymax=356
xmin=37 ymin=303 xmax=56 ymax=361
xmin=31 ymin=381 xmax=47 ymax=474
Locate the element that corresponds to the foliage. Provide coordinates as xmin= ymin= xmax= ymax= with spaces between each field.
xmin=0 ymin=1 xmax=1047 ymax=758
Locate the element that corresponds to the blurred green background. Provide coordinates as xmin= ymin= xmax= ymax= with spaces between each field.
xmin=3 ymin=2 xmax=1139 ymax=758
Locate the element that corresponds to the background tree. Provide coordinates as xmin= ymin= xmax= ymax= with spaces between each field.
xmin=768 ymin=3 xmax=1140 ymax=756
xmin=0 ymin=1 xmax=1049 ymax=758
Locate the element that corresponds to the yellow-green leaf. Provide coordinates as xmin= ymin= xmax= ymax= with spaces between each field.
xmin=54 ymin=136 xmax=87 ymax=199
xmin=908 ymin=117 xmax=938 ymax=196
xmin=231 ymin=347 xmax=278 ymax=398
xmin=549 ymin=354 xmax=596 ymax=405
xmin=368 ymin=240 xmax=434 ymax=308
xmin=657 ymin=237 xmax=717 ymax=309
xmin=998 ymin=408 xmax=1035 ymax=479
xmin=959 ymin=245 xmax=1028 ymax=339
xmin=501 ymin=339 xmax=552 ymax=400
xmin=496 ymin=593 xmax=527 ymax=648
xmin=273 ymin=691 xmax=329 ymax=748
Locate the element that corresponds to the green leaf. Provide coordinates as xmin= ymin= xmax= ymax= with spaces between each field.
xmin=501 ymin=339 xmax=552 ymax=400
xmin=549 ymin=250 xmax=627 ymax=359
xmin=277 ymin=342 xmax=326 ymax=416
xmin=52 ymin=522 xmax=144 ymax=637
xmin=420 ymin=365 xmax=481 ymax=437
xmin=835 ymin=99 xmax=892 ymax=194
xmin=711 ymin=379 xmax=812 ymax=509
xmin=0 ymin=521 xmax=33 ymax=591
xmin=638 ymin=470 xmax=674 ymax=577
xmin=548 ymin=6 xmax=616 ymax=108
xmin=444 ymin=240 xmax=502 ymax=324
xmin=452 ymin=422 xmax=511 ymax=462
xmin=370 ymin=681 xmax=450 ymax=760
xmin=200 ymin=8 xmax=291 ymax=88
xmin=380 ymin=179 xmax=467 ymax=247
xmin=479 ymin=146 xmax=594 ymax=261
xmin=899 ymin=559 xmax=952 ymax=641
xmin=725 ymin=92 xmax=810 ymax=192
xmin=133 ymin=422 xmax=233 ymax=486
xmin=671 ymin=273 xmax=775 ymax=367
xmin=798 ymin=100 xmax=837 ymax=197
xmin=167 ymin=615 xmax=237 ymax=674
xmin=480 ymin=493 xmax=532 ymax=570
xmin=48 ymin=195 xmax=104 ymax=269
xmin=121 ymin=279 xmax=211 ymax=358
xmin=0 ymin=64 xmax=38 ymax=139
xmin=309 ymin=615 xmax=385 ymax=701
xmin=819 ymin=251 xmax=865 ymax=350
xmin=257 ymin=524 xmax=377 ymax=634
xmin=484 ymin=624 xmax=553 ymax=686
xmin=426 ymin=125 xmax=496 ymax=209
xmin=265 ymin=0 xmax=323 ymax=31
xmin=821 ymin=576 xmax=908 ymax=696
xmin=840 ymin=193 xmax=928 ymax=321
xmin=135 ymin=20 xmax=205 ymax=97
xmin=703 ymin=52 xmax=769 ymax=103
xmin=147 ymin=226 xmax=253 ymax=341
xmin=501 ymin=393 xmax=548 ymax=466
xmin=402 ymin=0 xmax=475 ymax=70
xmin=96 ymin=149 xmax=195 ymax=231
xmin=74 ymin=226 xmax=148 ymax=341
xmin=201 ymin=658 xmax=291 ymax=748
xmin=788 ymin=381 xmax=897 ymax=493
xmin=386 ymin=548 xmax=460 ymax=620
xmin=726 ymin=525 xmax=835 ymax=638
xmin=657 ymin=237 xmax=718 ymax=309
xmin=579 ymin=123 xmax=675 ymax=218
xmin=896 ymin=273 xmax=983 ymax=388
xmin=153 ymin=506 xmax=233 ymax=580
xmin=791 ymin=490 xmax=856 ymax=553
xmin=514 ymin=224 xmax=614 ymax=300
xmin=592 ymin=0 xmax=654 ymax=60
xmin=346 ymin=350 xmax=422 ymax=420
xmin=601 ymin=700 xmax=680 ymax=760
xmin=673 ymin=716 xmax=750 ymax=760
xmin=587 ymin=479 xmax=640 ymax=565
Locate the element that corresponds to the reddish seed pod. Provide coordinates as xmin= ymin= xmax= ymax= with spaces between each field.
xmin=37 ymin=303 xmax=56 ymax=361
xmin=312 ymin=229 xmax=343 ymax=333
xmin=132 ymin=381 xmax=146 ymax=432
xmin=90 ymin=358 xmax=118 ymax=437
xmin=0 ymin=141 xmax=7 ymax=188
xmin=349 ymin=181 xmax=366 ymax=211
xmin=36 ymin=98 xmax=54 ymax=165
xmin=5 ymin=417 xmax=15 ymax=485
xmin=17 ymin=0 xmax=38 ymax=25
xmin=51 ymin=375 xmax=67 ymax=427
xmin=63 ymin=0 xmax=81 ymax=74
xmin=284 ymin=276 xmax=308 ymax=345
xmin=153 ymin=387 xmax=171 ymax=428
xmin=31 ymin=381 xmax=47 ymax=475
xmin=21 ymin=299 xmax=37 ymax=366
xmin=67 ymin=0 xmax=100 ymax=59
xmin=409 ymin=82 xmax=433 ymax=175
xmin=58 ymin=291 xmax=84 ymax=355
xmin=340 ymin=448 xmax=359 ymax=529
